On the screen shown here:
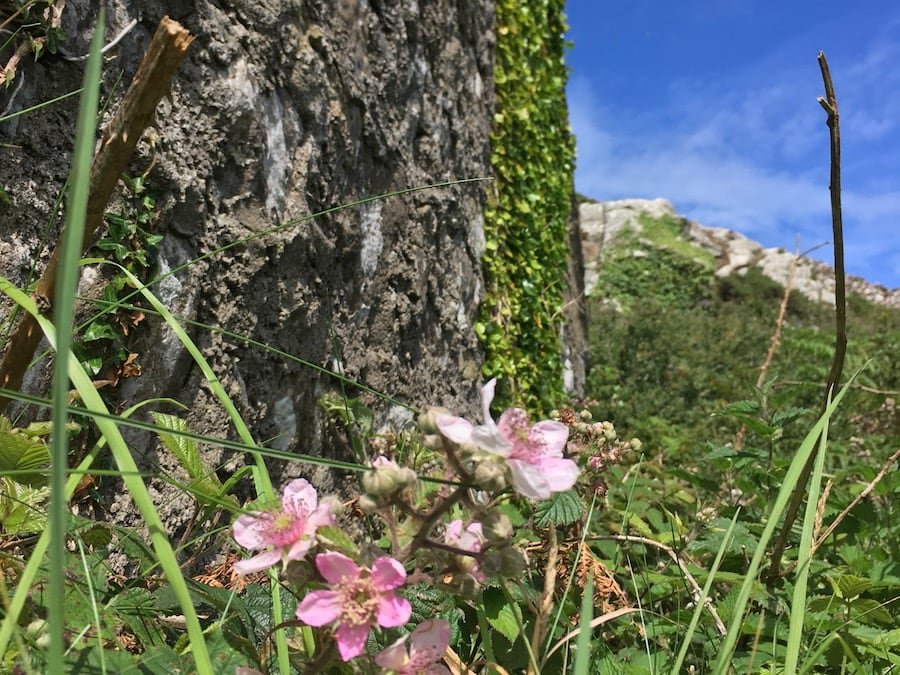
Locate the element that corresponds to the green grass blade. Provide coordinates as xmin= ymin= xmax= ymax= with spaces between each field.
xmin=0 ymin=280 xmax=214 ymax=673
xmin=711 ymin=371 xmax=863 ymax=674
xmin=784 ymin=411 xmax=830 ymax=674
xmin=573 ymin=575 xmax=594 ymax=675
xmin=105 ymin=262 xmax=297 ymax=672
xmin=671 ymin=508 xmax=741 ymax=674
xmin=47 ymin=10 xmax=105 ymax=671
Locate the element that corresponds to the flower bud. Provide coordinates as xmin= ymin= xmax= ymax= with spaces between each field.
xmin=422 ymin=433 xmax=445 ymax=450
xmin=473 ymin=460 xmax=507 ymax=492
xmin=418 ymin=407 xmax=450 ymax=434
xmin=630 ymin=437 xmax=642 ymax=452
xmin=479 ymin=549 xmax=503 ymax=578
xmin=396 ymin=467 xmax=418 ymax=487
xmin=319 ymin=494 xmax=344 ymax=517
xmin=357 ymin=494 xmax=379 ymax=514
xmin=498 ymin=546 xmax=526 ymax=577
xmin=481 ymin=511 xmax=514 ymax=545
xmin=579 ymin=409 xmax=593 ymax=422
xmin=361 ymin=467 xmax=397 ymax=496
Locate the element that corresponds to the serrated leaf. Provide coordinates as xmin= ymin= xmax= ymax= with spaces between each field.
xmin=0 ymin=477 xmax=49 ymax=534
xmin=152 ymin=412 xmax=223 ymax=504
xmin=111 ymin=587 xmax=166 ymax=647
xmin=316 ymin=525 xmax=359 ymax=558
xmin=482 ymin=587 xmax=521 ymax=642
xmin=533 ymin=490 xmax=583 ymax=527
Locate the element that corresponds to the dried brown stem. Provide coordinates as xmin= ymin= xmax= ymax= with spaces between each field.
xmin=0 ymin=17 xmax=193 ymax=413
xmin=767 ymin=51 xmax=848 ymax=583
xmin=528 ymin=524 xmax=558 ymax=674
xmin=810 ymin=446 xmax=900 ymax=555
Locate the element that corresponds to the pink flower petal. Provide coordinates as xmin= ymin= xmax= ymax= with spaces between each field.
xmin=307 ymin=502 xmax=336 ymax=530
xmin=374 ymin=636 xmax=409 ymax=669
xmin=232 ymin=512 xmax=267 ymax=549
xmin=479 ymin=379 xmax=497 ymax=426
xmin=371 ymin=556 xmax=407 ymax=591
xmin=334 ymin=623 xmax=370 ymax=661
xmin=435 ymin=415 xmax=475 ymax=444
xmin=282 ymin=478 xmax=317 ymax=512
xmin=286 ymin=537 xmax=314 ymax=562
xmin=445 ymin=520 xmax=463 ymax=542
xmin=296 ymin=590 xmax=342 ymax=626
xmin=541 ymin=457 xmax=580 ymax=492
xmin=233 ymin=549 xmax=282 ymax=575
xmin=531 ymin=420 xmax=569 ymax=456
xmin=376 ymin=592 xmax=412 ymax=627
xmin=315 ymin=551 xmax=359 ymax=584
xmin=409 ymin=619 xmax=450 ymax=661
xmin=507 ymin=459 xmax=552 ymax=500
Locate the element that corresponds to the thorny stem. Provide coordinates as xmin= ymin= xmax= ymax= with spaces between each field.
xmin=407 ymin=485 xmax=469 ymax=557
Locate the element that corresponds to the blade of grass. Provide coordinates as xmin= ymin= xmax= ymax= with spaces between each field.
xmin=0 ymin=280 xmax=214 ymax=673
xmin=785 ymin=413 xmax=830 ymax=674
xmin=47 ymin=10 xmax=105 ymax=671
xmin=670 ymin=509 xmax=741 ymax=675
xmin=573 ymin=575 xmax=594 ymax=675
xmin=105 ymin=261 xmax=295 ymax=671
xmin=711 ymin=370 xmax=863 ymax=674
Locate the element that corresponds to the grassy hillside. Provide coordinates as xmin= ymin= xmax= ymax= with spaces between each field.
xmin=580 ymin=213 xmax=900 ymax=671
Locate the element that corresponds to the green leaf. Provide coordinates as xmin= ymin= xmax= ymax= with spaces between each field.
xmin=152 ymin=412 xmax=223 ymax=504
xmin=0 ymin=478 xmax=49 ymax=534
xmin=482 ymin=587 xmax=521 ymax=642
xmin=0 ymin=422 xmax=50 ymax=486
xmin=534 ymin=490 xmax=583 ymax=527
xmin=316 ymin=525 xmax=359 ymax=558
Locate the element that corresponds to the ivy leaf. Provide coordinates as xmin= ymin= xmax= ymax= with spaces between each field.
xmin=534 ymin=490 xmax=582 ymax=527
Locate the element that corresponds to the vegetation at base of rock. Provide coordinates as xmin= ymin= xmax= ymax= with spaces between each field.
xmin=477 ymin=0 xmax=576 ymax=413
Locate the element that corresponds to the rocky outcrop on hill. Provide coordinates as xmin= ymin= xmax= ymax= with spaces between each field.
xmin=580 ymin=198 xmax=900 ymax=308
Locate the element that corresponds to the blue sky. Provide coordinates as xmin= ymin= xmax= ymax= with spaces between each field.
xmin=564 ymin=1 xmax=900 ymax=289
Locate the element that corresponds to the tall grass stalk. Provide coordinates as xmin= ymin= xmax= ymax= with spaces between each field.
xmin=572 ymin=574 xmax=594 ymax=675
xmin=670 ymin=509 xmax=741 ymax=674
xmin=711 ymin=370 xmax=862 ymax=674
xmin=47 ymin=11 xmax=105 ymax=671
xmin=784 ymin=407 xmax=830 ymax=673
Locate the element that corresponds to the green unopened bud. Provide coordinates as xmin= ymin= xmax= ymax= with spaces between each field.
xmin=579 ymin=409 xmax=593 ymax=422
xmin=474 ymin=460 xmax=507 ymax=492
xmin=479 ymin=549 xmax=503 ymax=578
xmin=319 ymin=495 xmax=344 ymax=517
xmin=396 ymin=467 xmax=418 ymax=487
xmin=498 ymin=546 xmax=527 ymax=577
xmin=362 ymin=468 xmax=398 ymax=496
xmin=422 ymin=433 xmax=445 ymax=450
xmin=418 ymin=407 xmax=450 ymax=434
xmin=357 ymin=494 xmax=379 ymax=514
xmin=481 ymin=511 xmax=514 ymax=545
xmin=630 ymin=437 xmax=642 ymax=452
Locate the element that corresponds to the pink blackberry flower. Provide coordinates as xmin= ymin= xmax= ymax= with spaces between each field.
xmin=444 ymin=519 xmax=486 ymax=582
xmin=296 ymin=552 xmax=412 ymax=661
xmin=374 ymin=619 xmax=451 ymax=674
xmin=232 ymin=478 xmax=335 ymax=574
xmin=436 ymin=379 xmax=579 ymax=500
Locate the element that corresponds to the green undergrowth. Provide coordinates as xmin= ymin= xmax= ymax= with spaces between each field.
xmin=581 ymin=214 xmax=900 ymax=670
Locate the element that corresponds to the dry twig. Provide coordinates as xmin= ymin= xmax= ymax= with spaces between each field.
xmin=0 ymin=16 xmax=193 ymax=413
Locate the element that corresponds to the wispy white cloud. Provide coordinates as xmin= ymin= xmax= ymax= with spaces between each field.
xmin=567 ymin=22 xmax=900 ymax=288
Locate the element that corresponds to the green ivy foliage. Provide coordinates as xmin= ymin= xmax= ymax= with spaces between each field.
xmin=477 ymin=0 xmax=576 ymax=412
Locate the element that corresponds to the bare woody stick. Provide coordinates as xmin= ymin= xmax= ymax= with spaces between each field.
xmin=0 ymin=16 xmax=193 ymax=413
xmin=766 ymin=51 xmax=848 ymax=582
